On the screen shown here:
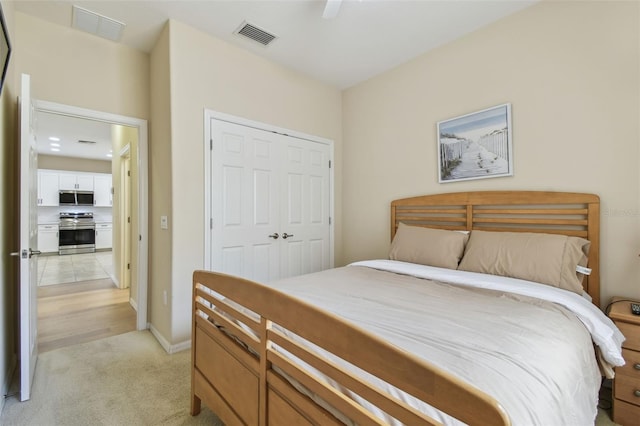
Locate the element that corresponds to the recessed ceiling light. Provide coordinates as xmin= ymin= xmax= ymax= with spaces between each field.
xmin=50 ymin=143 xmax=60 ymax=147
xmin=51 ymin=148 xmax=60 ymax=152
xmin=49 ymin=136 xmax=60 ymax=142
xmin=106 ymin=154 xmax=113 ymax=158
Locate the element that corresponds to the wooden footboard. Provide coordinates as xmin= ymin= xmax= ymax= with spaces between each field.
xmin=191 ymin=270 xmax=510 ymax=426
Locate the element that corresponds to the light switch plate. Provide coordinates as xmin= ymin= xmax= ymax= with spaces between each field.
xmin=160 ymin=215 xmax=168 ymax=230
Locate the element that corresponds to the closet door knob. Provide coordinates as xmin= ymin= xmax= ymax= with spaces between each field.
xmin=268 ymin=233 xmax=279 ymax=239
xmin=282 ymin=233 xmax=294 ymax=239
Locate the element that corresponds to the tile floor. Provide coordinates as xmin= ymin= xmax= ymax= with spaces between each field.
xmin=37 ymin=251 xmax=115 ymax=286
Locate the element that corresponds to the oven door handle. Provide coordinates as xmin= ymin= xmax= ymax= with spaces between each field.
xmin=59 ymin=226 xmax=96 ymax=231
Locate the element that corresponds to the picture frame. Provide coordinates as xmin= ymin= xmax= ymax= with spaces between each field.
xmin=437 ymin=103 xmax=512 ymax=183
xmin=0 ymin=2 xmax=11 ymax=96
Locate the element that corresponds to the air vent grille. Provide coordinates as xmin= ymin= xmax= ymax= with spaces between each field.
xmin=235 ymin=22 xmax=277 ymax=46
xmin=72 ymin=5 xmax=125 ymax=42
xmin=78 ymin=140 xmax=97 ymax=144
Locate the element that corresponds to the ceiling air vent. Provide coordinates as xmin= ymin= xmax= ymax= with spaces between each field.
xmin=72 ymin=5 xmax=125 ymax=42
xmin=78 ymin=140 xmax=97 ymax=144
xmin=234 ymin=21 xmax=277 ymax=46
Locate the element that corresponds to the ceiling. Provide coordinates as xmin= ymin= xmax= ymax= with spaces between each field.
xmin=20 ymin=1 xmax=537 ymax=160
xmin=36 ymin=111 xmax=113 ymax=161
xmin=15 ymin=0 xmax=538 ymax=90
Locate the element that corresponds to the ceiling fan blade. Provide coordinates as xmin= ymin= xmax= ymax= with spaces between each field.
xmin=322 ymin=0 xmax=342 ymax=19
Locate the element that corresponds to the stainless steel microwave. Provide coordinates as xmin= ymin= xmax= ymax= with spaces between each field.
xmin=59 ymin=190 xmax=94 ymax=206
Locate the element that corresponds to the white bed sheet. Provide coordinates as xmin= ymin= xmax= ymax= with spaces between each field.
xmin=262 ymin=261 xmax=624 ymax=426
xmin=351 ymin=260 xmax=625 ymax=367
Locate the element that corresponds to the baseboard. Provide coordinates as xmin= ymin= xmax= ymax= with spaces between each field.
xmin=129 ymin=297 xmax=138 ymax=312
xmin=1 ymin=355 xmax=17 ymax=415
xmin=149 ymin=324 xmax=191 ymax=354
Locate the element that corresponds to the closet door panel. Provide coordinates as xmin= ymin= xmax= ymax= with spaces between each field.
xmin=222 ymin=166 xmax=243 ymax=226
xmin=212 ymin=120 xmax=281 ymax=282
xmin=280 ymin=138 xmax=331 ymax=278
xmin=221 ymin=246 xmax=244 ymax=278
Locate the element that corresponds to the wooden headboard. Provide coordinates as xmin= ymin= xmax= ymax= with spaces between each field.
xmin=390 ymin=191 xmax=601 ymax=306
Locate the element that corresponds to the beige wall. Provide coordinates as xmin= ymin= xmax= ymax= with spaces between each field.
xmin=0 ymin=0 xmax=16 ymax=412
xmin=14 ymin=12 xmax=149 ymax=119
xmin=162 ymin=19 xmax=342 ymax=344
xmin=149 ymin=23 xmax=173 ymax=341
xmin=342 ymin=1 xmax=640 ymax=306
xmin=38 ymin=154 xmax=111 ymax=174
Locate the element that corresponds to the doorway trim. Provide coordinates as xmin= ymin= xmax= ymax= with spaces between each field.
xmin=203 ymin=109 xmax=335 ymax=272
xmin=119 ymin=145 xmax=132 ymax=292
xmin=35 ymin=100 xmax=149 ymax=331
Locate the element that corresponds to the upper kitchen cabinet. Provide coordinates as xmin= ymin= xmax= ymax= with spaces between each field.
xmin=94 ymin=174 xmax=113 ymax=207
xmin=38 ymin=170 xmax=113 ymax=207
xmin=59 ymin=172 xmax=94 ymax=191
xmin=37 ymin=170 xmax=59 ymax=206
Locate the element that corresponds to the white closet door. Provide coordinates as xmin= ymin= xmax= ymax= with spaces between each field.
xmin=211 ymin=120 xmax=281 ymax=283
xmin=210 ymin=118 xmax=331 ymax=283
xmin=280 ymin=137 xmax=331 ymax=279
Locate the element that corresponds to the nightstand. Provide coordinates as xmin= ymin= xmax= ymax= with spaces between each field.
xmin=608 ymin=297 xmax=640 ymax=425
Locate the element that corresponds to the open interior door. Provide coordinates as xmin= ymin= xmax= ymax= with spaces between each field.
xmin=17 ymin=73 xmax=39 ymax=401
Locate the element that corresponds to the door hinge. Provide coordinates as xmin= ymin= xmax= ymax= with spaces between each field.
xmin=210 ymin=218 xmax=213 ymax=229
xmin=128 ymin=170 xmax=131 ymax=177
xmin=128 ymin=216 xmax=131 ymax=224
xmin=210 ymin=139 xmax=213 ymax=150
xmin=127 ymin=263 xmax=130 ymax=270
xmin=329 ymin=217 xmax=332 ymax=225
xmin=139 ymin=235 xmax=142 ymax=241
xmin=328 ymin=160 xmax=332 ymax=169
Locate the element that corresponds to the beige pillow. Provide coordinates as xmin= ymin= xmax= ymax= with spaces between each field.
xmin=389 ymin=223 xmax=469 ymax=270
xmin=457 ymin=230 xmax=590 ymax=294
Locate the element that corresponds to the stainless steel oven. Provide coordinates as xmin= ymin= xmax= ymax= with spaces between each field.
xmin=58 ymin=212 xmax=96 ymax=255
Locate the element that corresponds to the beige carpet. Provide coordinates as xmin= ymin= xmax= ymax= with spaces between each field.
xmin=0 ymin=330 xmax=621 ymax=425
xmin=1 ymin=331 xmax=222 ymax=425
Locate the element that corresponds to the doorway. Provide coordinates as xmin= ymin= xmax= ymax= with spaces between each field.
xmin=34 ymin=100 xmax=149 ymax=333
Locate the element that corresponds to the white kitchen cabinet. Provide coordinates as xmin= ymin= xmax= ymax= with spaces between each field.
xmin=58 ymin=173 xmax=77 ymax=190
xmin=77 ymin=174 xmax=94 ymax=190
xmin=59 ymin=172 xmax=94 ymax=191
xmin=37 ymin=224 xmax=59 ymax=253
xmin=37 ymin=170 xmax=59 ymax=206
xmin=95 ymin=222 xmax=113 ymax=250
xmin=94 ymin=174 xmax=113 ymax=207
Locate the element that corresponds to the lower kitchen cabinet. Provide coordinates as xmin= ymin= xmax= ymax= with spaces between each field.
xmin=38 ymin=224 xmax=59 ymax=253
xmin=95 ymin=222 xmax=113 ymax=250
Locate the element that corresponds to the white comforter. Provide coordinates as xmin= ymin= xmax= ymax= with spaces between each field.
xmin=265 ymin=260 xmax=625 ymax=426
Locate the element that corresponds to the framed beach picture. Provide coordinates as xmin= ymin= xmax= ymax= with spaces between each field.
xmin=0 ymin=3 xmax=10 ymax=96
xmin=437 ymin=103 xmax=513 ymax=183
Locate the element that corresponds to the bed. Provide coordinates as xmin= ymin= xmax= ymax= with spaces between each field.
xmin=191 ymin=191 xmax=625 ymax=425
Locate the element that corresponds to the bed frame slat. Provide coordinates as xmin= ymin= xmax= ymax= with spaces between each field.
xmin=268 ymin=328 xmax=436 ymax=425
xmin=196 ymin=286 xmax=260 ymax=334
xmin=268 ymin=350 xmax=385 ymax=425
